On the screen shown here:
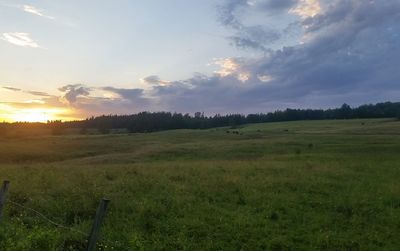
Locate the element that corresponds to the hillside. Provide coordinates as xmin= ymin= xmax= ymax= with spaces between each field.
xmin=0 ymin=118 xmax=399 ymax=250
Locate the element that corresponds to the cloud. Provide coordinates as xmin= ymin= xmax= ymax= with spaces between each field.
xmin=59 ymin=85 xmax=91 ymax=104
xmin=2 ymin=86 xmax=22 ymax=92
xmin=143 ymin=0 xmax=400 ymax=113
xmin=21 ymin=5 xmax=54 ymax=19
xmin=214 ymin=58 xmax=242 ymax=77
xmin=259 ymin=0 xmax=299 ymax=11
xmin=217 ymin=0 xmax=248 ymax=29
xmin=102 ymin=87 xmax=144 ymax=99
xmin=102 ymin=87 xmax=149 ymax=106
xmin=2 ymin=86 xmax=52 ymax=97
xmin=44 ymin=85 xmax=151 ymax=116
xmin=289 ymin=0 xmax=321 ymax=18
xmin=56 ymin=85 xmax=150 ymax=116
xmin=213 ymin=58 xmax=251 ymax=82
xmin=26 ymin=91 xmax=53 ymax=97
xmin=216 ymin=0 xmax=318 ymax=52
xmin=141 ymin=75 xmax=170 ymax=86
xmin=214 ymin=0 xmax=400 ymax=109
xmin=217 ymin=0 xmax=283 ymax=51
xmin=228 ymin=26 xmax=280 ymax=51
xmin=1 ymin=33 xmax=40 ymax=48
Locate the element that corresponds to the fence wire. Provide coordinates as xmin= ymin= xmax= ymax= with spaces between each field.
xmin=6 ymin=199 xmax=131 ymax=251
xmin=7 ymin=199 xmax=88 ymax=236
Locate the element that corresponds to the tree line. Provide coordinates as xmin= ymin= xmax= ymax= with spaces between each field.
xmin=1 ymin=101 xmax=400 ymax=134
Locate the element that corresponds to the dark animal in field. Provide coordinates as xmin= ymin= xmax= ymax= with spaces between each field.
xmin=226 ymin=130 xmax=242 ymax=135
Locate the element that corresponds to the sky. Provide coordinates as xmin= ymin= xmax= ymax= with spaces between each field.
xmin=0 ymin=0 xmax=399 ymax=122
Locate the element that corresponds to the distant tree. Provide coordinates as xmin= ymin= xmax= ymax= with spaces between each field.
xmin=194 ymin=112 xmax=204 ymax=119
xmin=339 ymin=103 xmax=352 ymax=119
xmin=0 ymin=123 xmax=8 ymax=137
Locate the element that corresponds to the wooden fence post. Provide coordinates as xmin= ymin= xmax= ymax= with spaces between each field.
xmin=86 ymin=198 xmax=110 ymax=251
xmin=0 ymin=180 xmax=10 ymax=222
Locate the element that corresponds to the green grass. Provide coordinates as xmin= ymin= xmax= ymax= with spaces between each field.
xmin=0 ymin=118 xmax=399 ymax=250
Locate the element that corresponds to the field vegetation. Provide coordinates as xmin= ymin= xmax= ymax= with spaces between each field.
xmin=0 ymin=118 xmax=399 ymax=250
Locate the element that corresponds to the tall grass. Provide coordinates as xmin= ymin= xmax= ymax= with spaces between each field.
xmin=0 ymin=119 xmax=399 ymax=250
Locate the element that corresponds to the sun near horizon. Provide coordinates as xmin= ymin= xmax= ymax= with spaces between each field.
xmin=0 ymin=105 xmax=77 ymax=123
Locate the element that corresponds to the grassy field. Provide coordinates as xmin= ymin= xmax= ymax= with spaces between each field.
xmin=0 ymin=118 xmax=399 ymax=250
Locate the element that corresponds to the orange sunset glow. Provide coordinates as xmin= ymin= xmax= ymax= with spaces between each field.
xmin=0 ymin=104 xmax=75 ymax=122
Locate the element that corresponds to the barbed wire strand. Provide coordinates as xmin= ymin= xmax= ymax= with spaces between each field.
xmin=7 ymin=199 xmax=131 ymax=251
xmin=7 ymin=199 xmax=88 ymax=236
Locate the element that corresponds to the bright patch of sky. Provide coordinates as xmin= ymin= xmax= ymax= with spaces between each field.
xmin=0 ymin=0 xmax=399 ymax=121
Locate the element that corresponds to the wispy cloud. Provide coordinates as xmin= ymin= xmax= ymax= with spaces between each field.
xmin=1 ymin=32 xmax=40 ymax=48
xmin=2 ymin=86 xmax=53 ymax=97
xmin=26 ymin=91 xmax=53 ymax=97
xmin=21 ymin=5 xmax=54 ymax=19
xmin=2 ymin=86 xmax=22 ymax=92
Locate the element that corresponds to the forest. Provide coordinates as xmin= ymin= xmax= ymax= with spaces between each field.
xmin=1 ymin=101 xmax=400 ymax=134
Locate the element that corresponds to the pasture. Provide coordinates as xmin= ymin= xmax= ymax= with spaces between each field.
xmin=0 ymin=119 xmax=399 ymax=250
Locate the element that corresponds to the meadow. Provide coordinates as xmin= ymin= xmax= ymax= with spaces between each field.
xmin=0 ymin=118 xmax=399 ymax=250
